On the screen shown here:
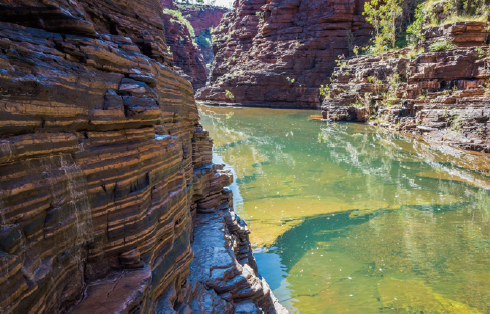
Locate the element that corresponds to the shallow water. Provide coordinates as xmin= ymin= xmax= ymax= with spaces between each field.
xmin=198 ymin=105 xmax=490 ymax=314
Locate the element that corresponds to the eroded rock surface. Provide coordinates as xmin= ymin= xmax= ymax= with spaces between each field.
xmin=196 ymin=0 xmax=372 ymax=108
xmin=0 ymin=0 xmax=285 ymax=313
xmin=322 ymin=38 xmax=490 ymax=153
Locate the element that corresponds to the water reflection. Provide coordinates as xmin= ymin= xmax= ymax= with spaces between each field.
xmin=199 ymin=105 xmax=490 ymax=313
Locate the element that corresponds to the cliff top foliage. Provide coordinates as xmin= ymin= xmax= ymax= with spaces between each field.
xmin=363 ymin=0 xmax=490 ymax=54
xmin=164 ymin=8 xmax=196 ymax=38
xmin=175 ymin=0 xmax=232 ymax=9
xmin=176 ymin=2 xmax=229 ymax=10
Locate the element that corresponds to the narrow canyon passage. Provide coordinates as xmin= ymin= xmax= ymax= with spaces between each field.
xmin=199 ymin=104 xmax=490 ymax=314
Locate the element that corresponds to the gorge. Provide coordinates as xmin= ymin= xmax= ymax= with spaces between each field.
xmin=162 ymin=2 xmax=228 ymax=90
xmin=196 ymin=0 xmax=372 ymax=108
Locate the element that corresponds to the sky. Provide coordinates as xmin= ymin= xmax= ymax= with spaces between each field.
xmin=211 ymin=0 xmax=234 ymax=7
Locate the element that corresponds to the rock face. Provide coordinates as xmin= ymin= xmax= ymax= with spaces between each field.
xmin=421 ymin=21 xmax=490 ymax=49
xmin=160 ymin=0 xmax=175 ymax=10
xmin=0 ymin=1 xmax=285 ymax=313
xmin=179 ymin=4 xmax=228 ymax=76
xmin=322 ymin=28 xmax=490 ymax=153
xmin=195 ymin=0 xmax=372 ymax=108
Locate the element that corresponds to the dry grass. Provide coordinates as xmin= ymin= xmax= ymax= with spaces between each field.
xmin=440 ymin=14 xmax=487 ymax=24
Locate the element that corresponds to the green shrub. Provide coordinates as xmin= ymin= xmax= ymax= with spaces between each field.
xmin=407 ymin=3 xmax=431 ymax=43
xmin=475 ymin=47 xmax=485 ymax=58
xmin=335 ymin=54 xmax=347 ymax=67
xmin=255 ymin=11 xmax=264 ymax=22
xmin=195 ymin=36 xmax=212 ymax=48
xmin=429 ymin=40 xmax=456 ymax=52
xmin=225 ymin=90 xmax=235 ymax=101
xmin=319 ymin=84 xmax=331 ymax=100
xmin=164 ymin=9 xmax=195 ymax=38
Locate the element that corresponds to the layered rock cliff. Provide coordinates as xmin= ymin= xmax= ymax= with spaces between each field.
xmin=196 ymin=0 xmax=372 ymax=108
xmin=322 ymin=22 xmax=490 ymax=153
xmin=0 ymin=1 xmax=285 ymax=313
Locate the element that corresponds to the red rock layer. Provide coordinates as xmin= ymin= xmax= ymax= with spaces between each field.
xmin=420 ymin=21 xmax=490 ymax=49
xmin=0 ymin=0 xmax=174 ymax=64
xmin=160 ymin=0 xmax=175 ymax=10
xmin=195 ymin=0 xmax=372 ymax=109
xmin=0 ymin=0 xmax=285 ymax=313
xmin=322 ymin=31 xmax=490 ymax=152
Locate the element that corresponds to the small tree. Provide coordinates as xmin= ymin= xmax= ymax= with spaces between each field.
xmin=364 ymin=0 xmax=382 ymax=39
xmin=363 ymin=0 xmax=403 ymax=52
xmin=380 ymin=0 xmax=403 ymax=49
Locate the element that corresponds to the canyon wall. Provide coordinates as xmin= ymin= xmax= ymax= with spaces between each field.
xmin=0 ymin=1 xmax=285 ymax=313
xmin=163 ymin=9 xmax=208 ymax=89
xmin=322 ymin=22 xmax=490 ymax=153
xmin=179 ymin=4 xmax=228 ymax=76
xmin=195 ymin=0 xmax=372 ymax=108
xmin=162 ymin=3 xmax=228 ymax=90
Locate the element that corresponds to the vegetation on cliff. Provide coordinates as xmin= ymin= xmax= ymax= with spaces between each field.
xmin=361 ymin=0 xmax=489 ymax=54
xmin=164 ymin=8 xmax=196 ymax=38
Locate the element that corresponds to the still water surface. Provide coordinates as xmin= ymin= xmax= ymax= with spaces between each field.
xmin=198 ymin=105 xmax=490 ymax=314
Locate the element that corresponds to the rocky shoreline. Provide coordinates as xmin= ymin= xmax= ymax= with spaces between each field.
xmin=322 ymin=22 xmax=490 ymax=153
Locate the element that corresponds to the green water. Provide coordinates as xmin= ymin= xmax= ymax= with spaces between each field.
xmin=198 ymin=105 xmax=490 ymax=314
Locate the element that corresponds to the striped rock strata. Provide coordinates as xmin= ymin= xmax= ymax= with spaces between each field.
xmin=196 ymin=0 xmax=372 ymax=109
xmin=420 ymin=21 xmax=490 ymax=50
xmin=0 ymin=1 xmax=286 ymax=313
